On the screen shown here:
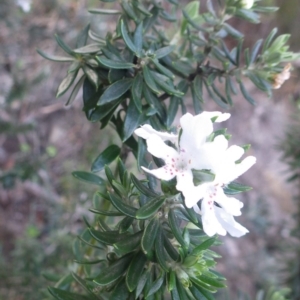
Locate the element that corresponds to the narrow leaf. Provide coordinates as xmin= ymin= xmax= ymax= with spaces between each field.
xmin=134 ymin=22 xmax=143 ymax=55
xmin=131 ymin=174 xmax=158 ymax=197
xmin=93 ymin=254 xmax=133 ymax=286
xmin=239 ymin=81 xmax=256 ymax=105
xmin=98 ymin=78 xmax=133 ymax=105
xmin=55 ymin=34 xmax=75 ymax=55
xmin=141 ymin=217 xmax=159 ymax=255
xmin=56 ymin=71 xmax=78 ymax=98
xmin=89 ymin=228 xmax=127 ymax=245
xmin=136 ymin=196 xmax=165 ymax=219
xmin=97 ymin=56 xmax=135 ymax=69
xmin=131 ymin=73 xmax=143 ymax=112
xmin=126 ymin=252 xmax=147 ymax=292
xmin=109 ymin=192 xmax=137 ymax=217
xmin=72 ymin=171 xmax=105 ymax=185
xmin=48 ymin=287 xmax=90 ymax=300
xmin=36 ymin=49 xmax=74 ymax=62
xmin=88 ymin=8 xmax=122 ymax=15
xmin=120 ymin=19 xmax=137 ymax=53
xmin=91 ymin=145 xmax=120 ymax=172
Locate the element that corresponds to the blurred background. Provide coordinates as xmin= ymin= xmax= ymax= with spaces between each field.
xmin=0 ymin=0 xmax=300 ymax=299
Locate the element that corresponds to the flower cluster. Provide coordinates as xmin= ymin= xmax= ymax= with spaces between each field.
xmin=135 ymin=112 xmax=256 ymax=237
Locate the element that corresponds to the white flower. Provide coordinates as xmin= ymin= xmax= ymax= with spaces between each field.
xmin=240 ymin=0 xmax=254 ymax=9
xmin=134 ymin=111 xmax=230 ymax=182
xmin=135 ymin=112 xmax=255 ymax=238
xmin=187 ymin=135 xmax=256 ymax=237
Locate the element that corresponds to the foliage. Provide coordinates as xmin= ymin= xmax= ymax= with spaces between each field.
xmin=37 ymin=0 xmax=299 ymax=299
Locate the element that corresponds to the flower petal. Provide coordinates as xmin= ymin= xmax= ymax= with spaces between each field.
xmin=223 ymin=156 xmax=256 ymax=184
xmin=141 ymin=166 xmax=175 ymax=181
xmin=191 ymin=135 xmax=228 ymax=171
xmin=135 ymin=124 xmax=178 ymax=142
xmin=146 ymin=135 xmax=178 ymax=160
xmin=214 ymin=188 xmax=243 ymax=216
xmin=201 ymin=111 xmax=231 ymax=123
xmin=201 ymin=198 xmax=227 ymax=236
xmin=214 ymin=207 xmax=249 ymax=237
xmin=180 ymin=113 xmax=214 ymax=150
xmin=178 ymin=171 xmax=208 ymax=208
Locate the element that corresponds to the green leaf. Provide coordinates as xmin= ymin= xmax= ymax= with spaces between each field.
xmin=151 ymin=58 xmax=175 ymax=79
xmin=204 ymin=81 xmax=229 ymax=109
xmin=220 ymin=40 xmax=237 ymax=66
xmin=190 ymin=277 xmax=217 ymax=293
xmin=262 ymin=28 xmax=278 ymax=53
xmin=36 ymin=49 xmax=74 ymax=62
xmin=250 ymin=39 xmax=263 ymax=64
xmin=163 ymin=231 xmax=180 ymax=261
xmin=109 ymin=192 xmax=137 ymax=217
xmin=76 ymin=24 xmax=90 ymax=48
xmin=90 ymin=99 xmax=122 ymax=122
xmin=183 ymin=1 xmax=200 ymax=20
xmin=131 ymin=73 xmax=143 ymax=112
xmin=171 ymin=283 xmax=181 ymax=300
xmin=133 ymin=1 xmax=152 ymax=16
xmin=152 ymin=72 xmax=184 ymax=97
xmin=121 ymin=0 xmax=139 ymax=21
xmin=89 ymin=228 xmax=128 ymax=245
xmin=118 ymin=214 xmax=133 ymax=231
xmin=136 ymin=196 xmax=165 ymax=219
xmin=96 ymin=56 xmax=135 ymax=69
xmin=91 ymin=145 xmax=120 ymax=173
xmin=94 ymin=254 xmax=133 ymax=286
xmin=74 ymin=259 xmax=105 ymax=265
xmin=155 ymin=46 xmax=175 ymax=59
xmin=155 ymin=228 xmax=169 ymax=271
xmin=131 ymin=174 xmax=158 ymax=197
xmin=89 ymin=208 xmax=123 ymax=216
xmin=191 ymin=237 xmax=216 ymax=255
xmin=72 ymin=171 xmax=105 ymax=185
xmin=167 ymin=96 xmax=180 ymax=128
xmin=83 ymin=65 xmax=99 ymax=89
xmin=141 ymin=217 xmax=159 ymax=255
xmin=48 ymin=287 xmax=90 ymax=300
xmin=110 ymin=280 xmax=130 ymax=300
xmin=223 ymin=182 xmax=252 ymax=195
xmin=98 ymin=78 xmax=133 ymax=105
xmin=55 ymin=34 xmax=75 ymax=56
xmin=74 ymin=44 xmax=102 ymax=54
xmin=197 ymin=275 xmax=226 ymax=288
xmin=136 ymin=272 xmax=150 ymax=299
xmin=235 ymin=8 xmax=260 ymax=23
xmin=65 ymin=75 xmax=85 ymax=106
xmin=168 ymin=209 xmax=187 ymax=248
xmin=192 ymin=169 xmax=215 ymax=186
xmin=134 ymin=22 xmax=143 ymax=56
xmin=88 ymin=8 xmax=122 ymax=14
xmin=225 ymin=77 xmax=233 ymax=106
xmin=120 ymin=19 xmax=137 ymax=53
xmin=114 ymin=231 xmax=143 ymax=253
xmin=222 ymin=22 xmax=243 ymax=39
xmin=126 ymin=252 xmax=148 ymax=292
xmin=239 ymin=81 xmax=256 ymax=105
xmin=142 ymin=66 xmax=163 ymax=95
xmin=146 ymin=275 xmax=164 ymax=297
xmin=123 ymin=98 xmax=145 ymax=142
xmin=109 ymin=68 xmax=126 ymax=84
xmin=56 ymin=71 xmax=78 ymax=97
xmin=189 ymin=285 xmax=208 ymax=300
